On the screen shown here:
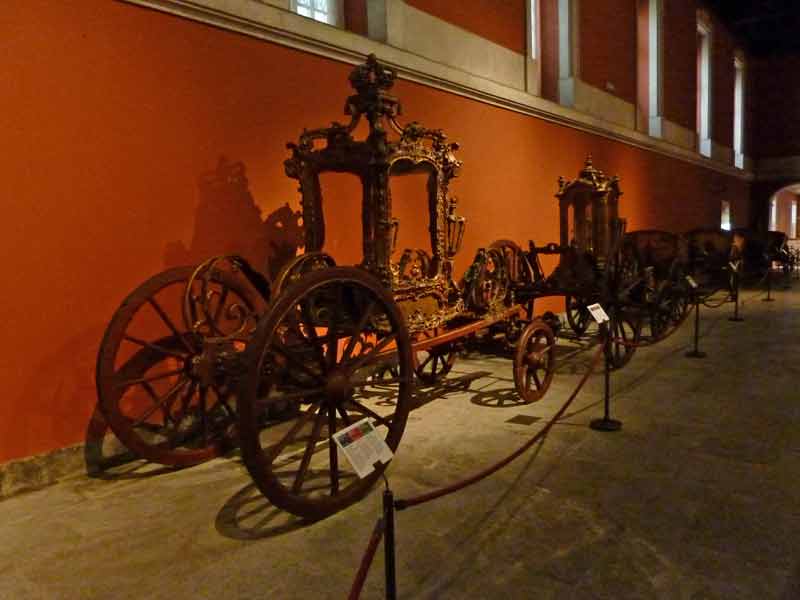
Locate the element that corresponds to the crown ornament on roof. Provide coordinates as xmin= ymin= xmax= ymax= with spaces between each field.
xmin=344 ymin=54 xmax=403 ymax=138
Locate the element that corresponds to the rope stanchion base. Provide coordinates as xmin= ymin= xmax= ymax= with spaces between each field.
xmin=685 ymin=349 xmax=707 ymax=359
xmin=590 ymin=417 xmax=622 ymax=431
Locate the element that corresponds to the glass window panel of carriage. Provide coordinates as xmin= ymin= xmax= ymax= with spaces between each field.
xmin=317 ymin=173 xmax=364 ymax=266
xmin=720 ymin=200 xmax=731 ymax=231
xmin=389 ymin=163 xmax=437 ymax=279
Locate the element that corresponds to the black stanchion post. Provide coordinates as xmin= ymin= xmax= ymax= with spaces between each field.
xmin=729 ymin=263 xmax=744 ymax=322
xmin=685 ymin=290 xmax=706 ymax=359
xmin=590 ymin=321 xmax=622 ymax=432
xmin=383 ymin=488 xmax=397 ymax=600
xmin=763 ymin=266 xmax=775 ymax=301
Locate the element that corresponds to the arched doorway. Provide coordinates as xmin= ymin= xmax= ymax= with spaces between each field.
xmin=767 ymin=183 xmax=800 ymax=244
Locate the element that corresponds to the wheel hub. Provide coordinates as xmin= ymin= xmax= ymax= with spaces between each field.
xmin=325 ymin=371 xmax=354 ymax=405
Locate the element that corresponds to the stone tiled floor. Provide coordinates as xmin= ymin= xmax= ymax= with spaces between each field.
xmin=2 ymin=286 xmax=800 ymax=598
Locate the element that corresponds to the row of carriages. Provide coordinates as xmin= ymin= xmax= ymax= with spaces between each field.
xmin=96 ymin=56 xmax=795 ymax=521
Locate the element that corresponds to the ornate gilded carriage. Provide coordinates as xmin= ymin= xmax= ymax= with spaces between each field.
xmin=95 ymin=55 xmax=557 ymax=521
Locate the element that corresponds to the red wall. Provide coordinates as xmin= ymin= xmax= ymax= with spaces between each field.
xmin=579 ymin=0 xmax=637 ymax=105
xmin=663 ymin=0 xmax=697 ymax=132
xmin=405 ymin=0 xmax=526 ymax=54
xmin=0 ymin=0 xmax=750 ymax=464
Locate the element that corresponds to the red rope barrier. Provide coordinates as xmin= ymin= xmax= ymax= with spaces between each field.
xmin=348 ymin=517 xmax=385 ymax=600
xmin=393 ymin=339 xmax=606 ymax=511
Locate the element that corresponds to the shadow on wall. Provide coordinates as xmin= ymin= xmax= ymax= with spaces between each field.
xmin=84 ymin=157 xmax=306 ymax=476
xmin=163 ymin=157 xmax=304 ymax=281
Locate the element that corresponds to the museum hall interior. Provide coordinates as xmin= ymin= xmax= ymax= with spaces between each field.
xmin=4 ymin=1 xmax=800 ymax=597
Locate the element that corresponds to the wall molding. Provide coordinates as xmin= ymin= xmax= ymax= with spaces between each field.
xmin=573 ymin=79 xmax=636 ymax=130
xmin=121 ymin=0 xmax=753 ymax=181
xmin=756 ymin=156 xmax=800 ymax=181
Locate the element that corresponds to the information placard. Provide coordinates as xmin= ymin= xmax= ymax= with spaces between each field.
xmin=586 ymin=303 xmax=610 ymax=324
xmin=332 ymin=418 xmax=394 ymax=479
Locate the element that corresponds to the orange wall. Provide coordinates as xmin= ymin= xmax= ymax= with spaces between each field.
xmin=405 ymin=0 xmax=526 ymax=54
xmin=579 ymin=0 xmax=637 ymax=105
xmin=0 ymin=0 xmax=750 ymax=463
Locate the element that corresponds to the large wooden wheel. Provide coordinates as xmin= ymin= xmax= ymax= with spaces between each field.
xmin=95 ymin=266 xmax=265 ymax=466
xmin=605 ymin=308 xmax=642 ymax=369
xmin=565 ymin=295 xmax=592 ymax=337
xmin=238 ymin=267 xmax=413 ymax=520
xmin=513 ymin=321 xmax=556 ymax=403
xmin=412 ymin=328 xmax=457 ymax=385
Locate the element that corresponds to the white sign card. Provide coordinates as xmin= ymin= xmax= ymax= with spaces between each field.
xmin=685 ymin=275 xmax=698 ymax=289
xmin=586 ymin=303 xmax=610 ymax=324
xmin=332 ymin=418 xmax=394 ymax=479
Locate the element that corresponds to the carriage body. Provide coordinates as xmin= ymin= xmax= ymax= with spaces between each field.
xmin=280 ymin=56 xmax=474 ymax=336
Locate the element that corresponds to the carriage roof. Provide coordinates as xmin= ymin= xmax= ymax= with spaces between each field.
xmin=283 ymin=55 xmax=462 ymax=286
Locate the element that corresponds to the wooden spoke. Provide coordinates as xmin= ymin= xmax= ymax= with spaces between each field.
xmin=418 ymin=353 xmax=434 ymax=370
xmin=346 ymin=333 xmax=397 ymax=373
xmin=148 ymin=298 xmax=194 ymax=353
xmin=345 ymin=398 xmax=391 ymax=427
xmin=122 ymin=335 xmax=189 ymax=360
xmin=116 ymin=367 xmax=186 ymax=389
xmin=258 ymin=386 xmax=327 ymax=406
xmin=266 ymin=403 xmax=321 ymax=462
xmin=327 ymin=284 xmax=345 ymax=369
xmin=131 ymin=376 xmax=189 ymax=428
xmin=532 ymin=370 xmax=543 ymax=390
xmin=291 ymin=406 xmax=327 ymax=495
xmin=342 ymin=300 xmax=376 ymax=361
xmin=336 ymin=405 xmax=352 ymax=426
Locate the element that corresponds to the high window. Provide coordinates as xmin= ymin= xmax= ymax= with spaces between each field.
xmin=733 ymin=55 xmax=746 ymax=169
xmin=292 ymin=0 xmax=340 ymax=26
xmin=792 ymin=200 xmax=798 ymax=238
xmin=637 ymin=0 xmax=663 ymax=137
xmin=696 ymin=15 xmax=712 ymax=157
xmin=529 ymin=0 xmax=539 ymax=59
xmin=525 ymin=0 xmax=541 ymax=94
xmin=720 ymin=200 xmax=731 ymax=231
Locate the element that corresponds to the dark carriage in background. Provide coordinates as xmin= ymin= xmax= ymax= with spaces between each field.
xmin=492 ymin=157 xmax=644 ymax=369
xmin=618 ymin=230 xmax=691 ymax=340
xmin=732 ymin=228 xmax=794 ymax=281
xmin=685 ymin=227 xmax=736 ymax=295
